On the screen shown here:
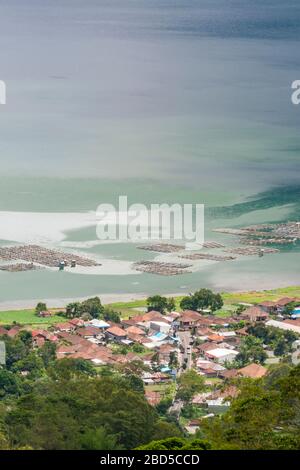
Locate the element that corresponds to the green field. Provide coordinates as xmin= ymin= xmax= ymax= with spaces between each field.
xmin=0 ymin=309 xmax=63 ymax=326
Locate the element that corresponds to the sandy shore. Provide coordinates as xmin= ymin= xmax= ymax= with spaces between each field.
xmin=0 ymin=292 xmax=155 ymax=311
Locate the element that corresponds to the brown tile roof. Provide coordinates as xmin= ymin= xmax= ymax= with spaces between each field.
xmin=179 ymin=310 xmax=203 ymax=322
xmin=76 ymin=326 xmax=100 ymax=337
xmin=55 ymin=322 xmax=73 ymax=331
xmin=207 ymin=333 xmax=224 ymax=343
xmin=238 ymin=363 xmax=267 ymax=379
xmin=240 ymin=306 xmax=269 ymax=320
xmin=258 ymin=301 xmax=275 ymax=307
xmin=0 ymin=327 xmax=8 ymax=336
xmin=106 ymin=326 xmax=127 ymax=337
xmin=219 ymin=369 xmax=239 ymax=379
xmin=125 ymin=325 xmax=145 ymax=336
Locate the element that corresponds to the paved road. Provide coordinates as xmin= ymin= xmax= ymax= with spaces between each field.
xmin=178 ymin=330 xmax=192 ymax=372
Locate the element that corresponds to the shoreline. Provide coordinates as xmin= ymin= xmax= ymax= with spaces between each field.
xmin=0 ymin=285 xmax=299 ymax=312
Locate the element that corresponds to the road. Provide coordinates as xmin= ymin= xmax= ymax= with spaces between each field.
xmin=178 ymin=329 xmax=193 ymax=372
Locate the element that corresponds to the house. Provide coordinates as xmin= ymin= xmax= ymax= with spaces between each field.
xmin=87 ymin=319 xmax=110 ymax=329
xmin=76 ymin=326 xmax=102 ymax=339
xmin=239 ymin=306 xmax=269 ymax=323
xmin=219 ymin=369 xmax=239 ymax=380
xmin=31 ymin=329 xmax=58 ymax=346
xmin=69 ymin=318 xmax=85 ymax=327
xmin=6 ymin=326 xmax=21 ymax=338
xmin=38 ymin=310 xmax=52 ymax=318
xmin=141 ymin=371 xmax=171 ymax=385
xmin=105 ymin=326 xmax=127 ymax=342
xmin=196 ymin=359 xmax=225 ymax=377
xmin=55 ymin=322 xmax=74 ymax=333
xmin=238 ymin=363 xmax=267 ymax=379
xmin=150 ymin=321 xmax=171 ymax=334
xmin=155 ymin=343 xmax=177 ymax=363
xmin=178 ymin=310 xmax=203 ymax=329
xmin=273 ymin=297 xmax=300 ymax=314
xmin=185 ymin=419 xmax=201 ymax=434
xmin=125 ymin=325 xmax=146 ymax=336
xmin=205 ymin=348 xmax=239 ymax=364
xmin=258 ymin=301 xmax=276 ymax=314
xmin=207 ymin=333 xmax=224 ymax=343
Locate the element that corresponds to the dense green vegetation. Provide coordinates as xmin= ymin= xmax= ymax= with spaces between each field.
xmin=0 ymin=331 xmax=181 ymax=450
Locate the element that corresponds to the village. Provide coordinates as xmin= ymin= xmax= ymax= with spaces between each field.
xmin=1 ymin=289 xmax=300 ymax=435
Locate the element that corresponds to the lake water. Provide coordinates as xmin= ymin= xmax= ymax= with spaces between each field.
xmin=0 ymin=1 xmax=299 ymax=303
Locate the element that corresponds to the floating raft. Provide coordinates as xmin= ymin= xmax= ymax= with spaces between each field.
xmin=239 ymin=238 xmax=295 ymax=246
xmin=133 ymin=260 xmax=192 ymax=276
xmin=0 ymin=263 xmax=40 ymax=272
xmin=181 ymin=253 xmax=235 ymax=261
xmin=225 ymin=247 xmax=279 ymax=256
xmin=137 ymin=243 xmax=184 ymax=253
xmin=214 ymin=222 xmax=300 ymax=244
xmin=0 ymin=245 xmax=100 ymax=268
xmin=202 ymin=241 xmax=225 ymax=249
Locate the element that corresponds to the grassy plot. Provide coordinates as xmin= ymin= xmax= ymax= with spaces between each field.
xmin=0 ymin=309 xmax=63 ymax=326
xmin=223 ymin=285 xmax=300 ymax=305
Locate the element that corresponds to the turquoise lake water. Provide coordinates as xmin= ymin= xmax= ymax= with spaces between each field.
xmin=0 ymin=1 xmax=299 ymax=301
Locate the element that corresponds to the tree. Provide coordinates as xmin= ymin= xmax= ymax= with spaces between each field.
xmin=35 ymin=302 xmax=47 ymax=315
xmin=38 ymin=341 xmax=57 ymax=367
xmin=274 ymin=338 xmax=287 ymax=357
xmin=236 ymin=335 xmax=267 ymax=366
xmin=17 ymin=331 xmax=32 ymax=350
xmin=80 ymin=297 xmax=104 ymax=319
xmin=136 ymin=437 xmax=211 ymax=450
xmin=146 ymin=296 xmax=175 ymax=314
xmin=169 ymin=351 xmax=179 ymax=370
xmin=176 ymin=369 xmax=205 ymax=402
xmin=180 ymin=289 xmax=223 ymax=312
xmin=11 ymin=352 xmax=44 ymax=379
xmin=103 ymin=308 xmax=121 ymax=323
xmin=65 ymin=302 xmax=81 ymax=319
xmin=126 ymin=374 xmax=145 ymax=394
xmin=80 ymin=427 xmax=121 ymax=450
xmin=0 ymin=369 xmax=21 ymax=398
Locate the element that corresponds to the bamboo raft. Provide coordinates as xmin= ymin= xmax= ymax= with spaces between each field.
xmin=137 ymin=243 xmax=184 ymax=253
xmin=133 ymin=261 xmax=192 ymax=276
xmin=0 ymin=245 xmax=100 ymax=268
xmin=239 ymin=238 xmax=295 ymax=246
xmin=138 ymin=241 xmax=225 ymax=253
xmin=214 ymin=222 xmax=300 ymax=244
xmin=225 ymin=247 xmax=279 ymax=256
xmin=0 ymin=263 xmax=40 ymax=272
xmin=202 ymin=241 xmax=225 ymax=249
xmin=181 ymin=253 xmax=236 ymax=261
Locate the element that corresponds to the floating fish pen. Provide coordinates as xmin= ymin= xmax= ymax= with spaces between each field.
xmin=0 ymin=263 xmax=40 ymax=272
xmin=202 ymin=241 xmax=225 ymax=249
xmin=0 ymin=245 xmax=100 ymax=268
xmin=225 ymin=247 xmax=279 ymax=256
xmin=181 ymin=253 xmax=236 ymax=261
xmin=137 ymin=243 xmax=184 ymax=253
xmin=213 ymin=228 xmax=252 ymax=236
xmin=133 ymin=260 xmax=192 ymax=276
xmin=214 ymin=222 xmax=300 ymax=245
xmin=239 ymin=238 xmax=295 ymax=246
